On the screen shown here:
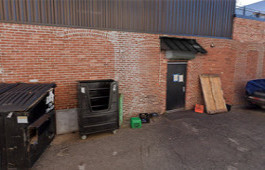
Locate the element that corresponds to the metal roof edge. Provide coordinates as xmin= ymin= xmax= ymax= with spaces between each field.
xmin=235 ymin=15 xmax=265 ymax=22
xmin=0 ymin=20 xmax=233 ymax=40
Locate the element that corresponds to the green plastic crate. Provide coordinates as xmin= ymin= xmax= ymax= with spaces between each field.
xmin=130 ymin=117 xmax=142 ymax=129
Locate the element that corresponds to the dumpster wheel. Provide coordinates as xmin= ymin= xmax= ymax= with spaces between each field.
xmin=81 ymin=135 xmax=87 ymax=140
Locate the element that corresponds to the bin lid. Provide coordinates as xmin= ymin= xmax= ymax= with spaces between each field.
xmin=78 ymin=79 xmax=115 ymax=83
xmin=0 ymin=83 xmax=56 ymax=112
xmin=0 ymin=83 xmax=18 ymax=94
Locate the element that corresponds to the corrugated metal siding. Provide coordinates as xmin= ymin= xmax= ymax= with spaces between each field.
xmin=0 ymin=0 xmax=235 ymax=38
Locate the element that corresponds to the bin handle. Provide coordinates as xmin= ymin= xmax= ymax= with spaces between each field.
xmin=28 ymin=114 xmax=50 ymax=129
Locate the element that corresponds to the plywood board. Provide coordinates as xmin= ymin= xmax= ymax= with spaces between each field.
xmin=200 ymin=75 xmax=216 ymax=112
xmin=200 ymin=74 xmax=227 ymax=114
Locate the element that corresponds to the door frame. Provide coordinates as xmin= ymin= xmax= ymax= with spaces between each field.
xmin=166 ymin=61 xmax=188 ymax=111
xmin=167 ymin=61 xmax=187 ymax=65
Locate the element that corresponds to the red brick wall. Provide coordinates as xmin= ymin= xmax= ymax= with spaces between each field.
xmin=185 ymin=39 xmax=236 ymax=109
xmin=110 ymin=33 xmax=167 ymax=117
xmin=246 ymin=51 xmax=259 ymax=79
xmin=0 ymin=17 xmax=264 ymax=117
xmin=232 ymin=18 xmax=265 ymax=105
xmin=0 ymin=25 xmax=116 ymax=109
xmin=233 ymin=18 xmax=265 ymax=43
xmin=0 ymin=23 xmax=167 ymax=117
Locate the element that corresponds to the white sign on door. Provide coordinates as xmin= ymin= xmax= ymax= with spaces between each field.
xmin=173 ymin=74 xmax=184 ymax=82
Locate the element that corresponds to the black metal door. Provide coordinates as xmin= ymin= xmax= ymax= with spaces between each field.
xmin=166 ymin=63 xmax=187 ymax=110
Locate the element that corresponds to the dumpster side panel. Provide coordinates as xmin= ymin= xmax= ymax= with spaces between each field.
xmin=5 ymin=113 xmax=29 ymax=168
xmin=0 ymin=113 xmax=7 ymax=170
xmin=0 ymin=84 xmax=56 ymax=169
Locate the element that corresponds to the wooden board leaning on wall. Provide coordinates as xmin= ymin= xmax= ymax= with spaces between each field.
xmin=200 ymin=74 xmax=228 ymax=114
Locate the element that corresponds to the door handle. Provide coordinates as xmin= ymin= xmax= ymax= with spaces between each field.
xmin=8 ymin=146 xmax=17 ymax=151
xmin=183 ymin=86 xmax=186 ymax=92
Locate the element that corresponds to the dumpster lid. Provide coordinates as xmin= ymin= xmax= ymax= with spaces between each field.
xmin=0 ymin=83 xmax=56 ymax=112
xmin=0 ymin=83 xmax=18 ymax=95
xmin=78 ymin=79 xmax=115 ymax=83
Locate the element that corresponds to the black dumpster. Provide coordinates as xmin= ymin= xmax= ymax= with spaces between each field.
xmin=77 ymin=80 xmax=119 ymax=139
xmin=0 ymin=83 xmax=56 ymax=169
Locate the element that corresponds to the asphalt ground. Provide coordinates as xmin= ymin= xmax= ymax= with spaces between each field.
xmin=33 ymin=108 xmax=265 ymax=170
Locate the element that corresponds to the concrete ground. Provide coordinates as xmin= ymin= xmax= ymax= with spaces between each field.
xmin=33 ymin=108 xmax=265 ymax=170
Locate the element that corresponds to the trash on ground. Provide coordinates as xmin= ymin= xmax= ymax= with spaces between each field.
xmin=78 ymin=162 xmax=86 ymax=170
xmin=226 ymin=104 xmax=232 ymax=111
xmin=57 ymin=147 xmax=69 ymax=157
xmin=139 ymin=113 xmax=150 ymax=123
xmin=149 ymin=112 xmax=159 ymax=118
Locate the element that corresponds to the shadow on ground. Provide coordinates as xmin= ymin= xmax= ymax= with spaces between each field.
xmin=33 ymin=108 xmax=265 ymax=170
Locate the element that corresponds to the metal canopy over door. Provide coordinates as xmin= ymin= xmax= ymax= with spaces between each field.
xmin=166 ymin=62 xmax=187 ymax=110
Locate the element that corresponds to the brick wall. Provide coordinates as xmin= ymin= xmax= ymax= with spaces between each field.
xmin=0 ymin=25 xmax=116 ymax=109
xmin=0 ymin=17 xmax=264 ymax=117
xmin=0 ymin=23 xmax=167 ymax=117
xmin=185 ymin=39 xmax=236 ymax=109
xmin=233 ymin=17 xmax=265 ymax=43
xmin=232 ymin=18 xmax=265 ymax=105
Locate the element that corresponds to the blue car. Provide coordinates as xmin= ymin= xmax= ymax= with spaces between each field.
xmin=246 ymin=79 xmax=265 ymax=109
